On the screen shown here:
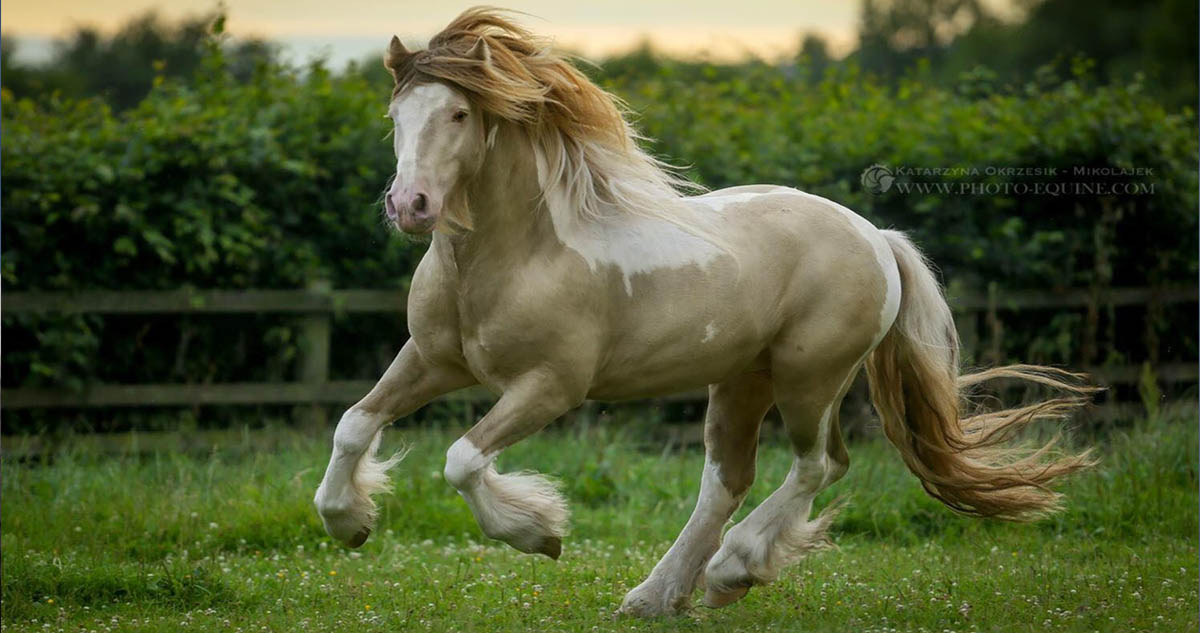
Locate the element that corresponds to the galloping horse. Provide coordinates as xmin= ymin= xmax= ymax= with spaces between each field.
xmin=314 ymin=8 xmax=1094 ymax=616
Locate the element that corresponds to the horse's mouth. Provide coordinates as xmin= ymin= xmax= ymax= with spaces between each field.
xmin=396 ymin=213 xmax=436 ymax=234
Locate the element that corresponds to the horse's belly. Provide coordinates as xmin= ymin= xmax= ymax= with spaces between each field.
xmin=581 ymin=243 xmax=784 ymax=400
xmin=585 ymin=321 xmax=767 ymax=401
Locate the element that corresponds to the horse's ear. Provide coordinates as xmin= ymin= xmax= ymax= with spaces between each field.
xmin=385 ymin=35 xmax=411 ymax=81
xmin=465 ymin=36 xmax=490 ymax=63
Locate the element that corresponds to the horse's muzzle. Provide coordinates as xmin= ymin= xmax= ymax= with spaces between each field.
xmin=387 ymin=191 xmax=437 ymax=234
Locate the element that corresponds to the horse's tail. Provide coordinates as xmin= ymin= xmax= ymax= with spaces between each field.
xmin=865 ymin=230 xmax=1097 ymax=520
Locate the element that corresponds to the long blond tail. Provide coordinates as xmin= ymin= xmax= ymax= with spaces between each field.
xmin=866 ymin=231 xmax=1097 ymax=520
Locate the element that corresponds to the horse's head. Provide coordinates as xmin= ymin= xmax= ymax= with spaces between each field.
xmin=379 ymin=8 xmax=650 ymax=235
xmin=383 ymin=37 xmax=489 ymax=234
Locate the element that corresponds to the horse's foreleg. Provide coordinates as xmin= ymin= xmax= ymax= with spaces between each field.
xmin=442 ymin=374 xmax=582 ymax=559
xmin=618 ymin=372 xmax=773 ymax=617
xmin=314 ymin=339 xmax=474 ymax=547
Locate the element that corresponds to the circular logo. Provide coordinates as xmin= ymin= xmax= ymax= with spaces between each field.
xmin=861 ymin=164 xmax=895 ymax=194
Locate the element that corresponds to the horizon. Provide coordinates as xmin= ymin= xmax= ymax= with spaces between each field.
xmin=1 ymin=1 xmax=1020 ymax=68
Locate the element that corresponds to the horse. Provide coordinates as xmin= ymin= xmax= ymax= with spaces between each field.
xmin=313 ymin=8 xmax=1095 ymax=617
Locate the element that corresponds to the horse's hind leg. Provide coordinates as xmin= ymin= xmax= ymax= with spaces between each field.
xmin=618 ymin=371 xmax=773 ymax=617
xmin=703 ymin=358 xmax=859 ymax=608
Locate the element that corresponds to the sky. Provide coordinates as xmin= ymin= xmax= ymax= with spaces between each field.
xmin=3 ymin=1 xmax=867 ymax=67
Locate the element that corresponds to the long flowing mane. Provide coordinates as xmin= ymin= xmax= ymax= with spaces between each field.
xmin=385 ymin=7 xmax=711 ymax=235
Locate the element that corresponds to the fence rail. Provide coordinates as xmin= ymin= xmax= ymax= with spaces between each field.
xmin=7 ymin=285 xmax=1193 ymax=315
xmin=9 ymin=398 xmax=1200 ymax=457
xmin=2 ymin=285 xmax=1196 ymax=411
xmin=2 ymin=288 xmax=405 ymax=314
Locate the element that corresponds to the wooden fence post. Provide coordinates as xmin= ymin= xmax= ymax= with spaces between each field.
xmin=986 ymin=282 xmax=1004 ymax=366
xmin=296 ymin=279 xmax=332 ymax=430
xmin=954 ymin=310 xmax=979 ymax=367
xmin=947 ymin=278 xmax=979 ymax=367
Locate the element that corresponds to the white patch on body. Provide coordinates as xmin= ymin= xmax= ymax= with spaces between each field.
xmin=620 ymin=455 xmax=738 ymax=615
xmin=331 ymin=408 xmax=380 ymax=452
xmin=702 ymin=322 xmax=719 ymax=343
xmin=705 ymin=404 xmax=837 ymax=590
xmin=690 ymin=191 xmax=764 ymax=211
xmin=699 ymin=456 xmax=737 ymax=508
xmin=443 ymin=436 xmax=491 ymax=489
xmin=444 ymin=437 xmax=569 ymax=553
xmin=534 ymin=150 xmax=730 ymax=296
xmin=315 ymin=409 xmax=402 ymax=542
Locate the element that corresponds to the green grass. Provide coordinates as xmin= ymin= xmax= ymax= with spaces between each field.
xmin=2 ymin=409 xmax=1197 ymax=632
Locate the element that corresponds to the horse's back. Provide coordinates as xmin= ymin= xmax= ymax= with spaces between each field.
xmin=688 ymin=185 xmax=896 ymax=304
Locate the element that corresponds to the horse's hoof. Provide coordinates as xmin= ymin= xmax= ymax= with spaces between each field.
xmin=347 ymin=527 xmax=370 ymax=548
xmin=536 ymin=535 xmax=562 ymax=560
xmin=615 ymin=602 xmax=679 ymax=618
xmin=703 ymin=584 xmax=750 ymax=609
xmin=617 ymin=583 xmax=691 ymax=617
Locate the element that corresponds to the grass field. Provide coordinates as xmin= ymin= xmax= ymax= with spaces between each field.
xmin=2 ymin=408 xmax=1197 ymax=632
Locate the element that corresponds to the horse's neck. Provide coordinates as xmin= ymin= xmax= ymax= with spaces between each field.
xmin=445 ymin=125 xmax=558 ymax=271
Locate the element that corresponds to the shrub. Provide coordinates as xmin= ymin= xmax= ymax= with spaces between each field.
xmin=2 ymin=51 xmax=1195 ymax=430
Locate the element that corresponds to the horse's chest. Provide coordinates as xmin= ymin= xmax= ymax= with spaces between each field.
xmin=455 ymin=296 xmax=536 ymax=378
xmin=454 ymin=276 xmax=599 ymax=387
xmin=456 ymin=325 xmax=531 ymax=392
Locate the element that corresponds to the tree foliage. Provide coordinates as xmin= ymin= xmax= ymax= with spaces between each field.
xmin=1 ymin=11 xmax=274 ymax=110
xmin=852 ymin=0 xmax=1198 ymax=108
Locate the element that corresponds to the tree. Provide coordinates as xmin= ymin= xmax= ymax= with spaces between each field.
xmin=849 ymin=0 xmax=1197 ymax=107
xmin=1014 ymin=0 xmax=1197 ymax=106
xmin=2 ymin=11 xmax=275 ymax=109
xmin=798 ymin=33 xmax=832 ymax=79
xmin=854 ymin=0 xmax=988 ymax=76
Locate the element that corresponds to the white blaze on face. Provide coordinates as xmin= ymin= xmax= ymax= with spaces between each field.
xmin=390 ymin=84 xmax=457 ymax=179
xmin=387 ymin=83 xmax=479 ymax=228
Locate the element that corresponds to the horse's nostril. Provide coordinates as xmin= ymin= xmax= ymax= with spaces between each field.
xmin=412 ymin=193 xmax=428 ymax=213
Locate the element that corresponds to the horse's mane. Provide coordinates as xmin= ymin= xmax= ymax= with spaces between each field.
xmin=386 ymin=7 xmax=712 ymax=236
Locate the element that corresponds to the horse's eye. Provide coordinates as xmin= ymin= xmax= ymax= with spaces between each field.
xmin=452 ymin=110 xmax=468 ymax=123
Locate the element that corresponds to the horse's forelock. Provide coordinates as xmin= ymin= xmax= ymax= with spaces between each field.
xmin=390 ymin=8 xmax=628 ymax=152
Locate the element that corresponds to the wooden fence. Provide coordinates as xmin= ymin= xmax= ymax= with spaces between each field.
xmin=2 ymin=284 xmax=1196 ymax=414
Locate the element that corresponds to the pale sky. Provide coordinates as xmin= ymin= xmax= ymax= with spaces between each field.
xmin=3 ymin=1 xmax=866 ymax=66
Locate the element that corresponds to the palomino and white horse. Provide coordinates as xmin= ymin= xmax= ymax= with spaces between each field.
xmin=313 ymin=8 xmax=1094 ymax=616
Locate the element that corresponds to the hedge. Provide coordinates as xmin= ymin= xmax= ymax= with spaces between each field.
xmin=2 ymin=51 xmax=1195 ymax=428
